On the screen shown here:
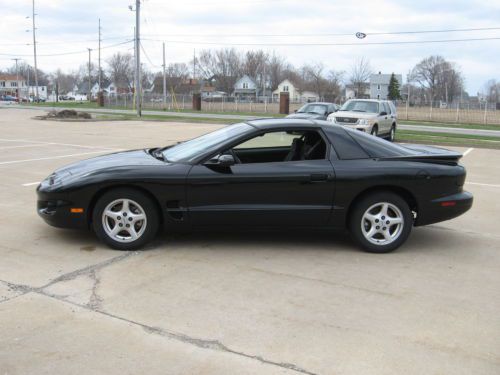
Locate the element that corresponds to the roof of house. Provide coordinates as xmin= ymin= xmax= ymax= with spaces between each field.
xmin=370 ymin=73 xmax=402 ymax=85
xmin=234 ymin=75 xmax=257 ymax=88
xmin=0 ymin=74 xmax=25 ymax=81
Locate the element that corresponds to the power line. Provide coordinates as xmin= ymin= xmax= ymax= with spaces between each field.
xmin=142 ymin=36 xmax=500 ymax=47
xmin=0 ymin=40 xmax=133 ymax=58
xmin=140 ymin=26 xmax=500 ymax=38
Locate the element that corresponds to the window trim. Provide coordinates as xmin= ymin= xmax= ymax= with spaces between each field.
xmin=201 ymin=127 xmax=331 ymax=165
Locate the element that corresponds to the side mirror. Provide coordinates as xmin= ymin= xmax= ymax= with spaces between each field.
xmin=380 ymin=111 xmax=387 ymax=116
xmin=205 ymin=154 xmax=235 ymax=167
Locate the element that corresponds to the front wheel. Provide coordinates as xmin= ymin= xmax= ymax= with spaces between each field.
xmin=370 ymin=125 xmax=378 ymax=137
xmin=92 ymin=188 xmax=159 ymax=250
xmin=349 ymin=192 xmax=413 ymax=253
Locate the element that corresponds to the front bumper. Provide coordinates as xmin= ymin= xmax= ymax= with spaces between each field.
xmin=37 ymin=188 xmax=88 ymax=229
xmin=415 ymin=191 xmax=473 ymax=226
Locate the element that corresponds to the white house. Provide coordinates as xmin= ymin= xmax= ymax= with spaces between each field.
xmin=370 ymin=72 xmax=402 ymax=100
xmin=0 ymin=74 xmax=27 ymax=96
xmin=272 ymin=79 xmax=319 ymax=103
xmin=233 ymin=75 xmax=258 ymax=100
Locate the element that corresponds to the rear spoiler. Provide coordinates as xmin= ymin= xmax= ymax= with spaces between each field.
xmin=379 ymin=152 xmax=463 ymax=165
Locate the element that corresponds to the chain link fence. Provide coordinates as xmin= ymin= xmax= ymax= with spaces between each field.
xmin=102 ymin=93 xmax=500 ymax=125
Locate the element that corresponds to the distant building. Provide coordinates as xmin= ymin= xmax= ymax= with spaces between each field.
xmin=370 ymin=72 xmax=402 ymax=100
xmin=272 ymin=79 xmax=319 ymax=103
xmin=345 ymin=83 xmax=370 ymax=100
xmin=0 ymin=74 xmax=27 ymax=96
xmin=233 ymin=75 xmax=259 ymax=100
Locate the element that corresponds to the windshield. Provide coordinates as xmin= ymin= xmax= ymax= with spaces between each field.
xmin=297 ymin=104 xmax=327 ymax=115
xmin=162 ymin=122 xmax=253 ymax=162
xmin=340 ymin=100 xmax=379 ymax=113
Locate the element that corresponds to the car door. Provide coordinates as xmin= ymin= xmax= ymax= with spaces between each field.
xmin=186 ymin=129 xmax=336 ymax=227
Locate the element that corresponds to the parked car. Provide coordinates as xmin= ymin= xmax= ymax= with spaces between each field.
xmin=286 ymin=102 xmax=340 ymax=121
xmin=30 ymin=97 xmax=46 ymax=103
xmin=327 ymin=99 xmax=397 ymax=141
xmin=1 ymin=95 xmax=18 ymax=102
xmin=37 ymin=119 xmax=472 ymax=253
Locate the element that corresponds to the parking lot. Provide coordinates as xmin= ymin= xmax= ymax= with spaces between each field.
xmin=0 ymin=107 xmax=499 ymax=375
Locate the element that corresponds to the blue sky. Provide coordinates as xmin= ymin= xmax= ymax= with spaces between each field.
xmin=1 ymin=0 xmax=499 ymax=94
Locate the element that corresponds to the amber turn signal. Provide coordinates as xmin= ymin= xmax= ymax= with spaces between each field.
xmin=70 ymin=208 xmax=84 ymax=213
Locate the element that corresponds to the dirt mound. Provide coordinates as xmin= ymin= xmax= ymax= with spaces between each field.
xmin=46 ymin=109 xmax=92 ymax=119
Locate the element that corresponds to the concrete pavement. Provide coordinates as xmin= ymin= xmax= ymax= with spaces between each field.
xmin=0 ymin=108 xmax=499 ymax=375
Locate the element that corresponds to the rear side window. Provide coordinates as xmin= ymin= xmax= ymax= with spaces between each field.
xmin=323 ymin=127 xmax=369 ymax=160
xmin=347 ymin=129 xmax=415 ymax=158
xmin=383 ymin=102 xmax=391 ymax=114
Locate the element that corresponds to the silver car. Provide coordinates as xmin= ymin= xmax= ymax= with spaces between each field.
xmin=327 ymin=99 xmax=397 ymax=141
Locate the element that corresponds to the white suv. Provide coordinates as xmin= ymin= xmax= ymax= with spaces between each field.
xmin=327 ymin=99 xmax=397 ymax=141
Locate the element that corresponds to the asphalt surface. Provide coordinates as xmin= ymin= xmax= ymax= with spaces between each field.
xmin=12 ymin=103 xmax=500 ymax=138
xmin=1 ymin=108 xmax=499 ymax=375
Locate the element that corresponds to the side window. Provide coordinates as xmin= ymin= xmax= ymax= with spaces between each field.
xmin=231 ymin=130 xmax=327 ymax=164
xmin=384 ymin=102 xmax=391 ymax=114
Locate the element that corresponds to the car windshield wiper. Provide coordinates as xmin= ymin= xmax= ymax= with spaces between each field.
xmin=351 ymin=110 xmax=366 ymax=112
xmin=150 ymin=148 xmax=167 ymax=161
xmin=307 ymin=111 xmax=322 ymax=114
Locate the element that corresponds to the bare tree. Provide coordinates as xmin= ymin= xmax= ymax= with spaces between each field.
xmin=484 ymin=79 xmax=500 ymax=103
xmin=107 ymin=52 xmax=134 ymax=91
xmin=410 ymin=55 xmax=464 ymax=102
xmin=267 ymin=53 xmax=293 ymax=90
xmin=349 ymin=57 xmax=372 ymax=98
xmin=153 ymin=63 xmax=190 ymax=93
xmin=326 ymin=70 xmax=345 ymax=102
xmin=196 ymin=48 xmax=242 ymax=94
xmin=301 ymin=63 xmax=329 ymax=99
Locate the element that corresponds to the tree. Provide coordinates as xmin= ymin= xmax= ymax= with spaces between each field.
xmin=483 ymin=79 xmax=500 ymax=103
xmin=387 ymin=73 xmax=401 ymax=100
xmin=196 ymin=48 xmax=242 ymax=93
xmin=349 ymin=57 xmax=372 ymax=98
xmin=107 ymin=52 xmax=134 ymax=91
xmin=410 ymin=55 xmax=464 ymax=102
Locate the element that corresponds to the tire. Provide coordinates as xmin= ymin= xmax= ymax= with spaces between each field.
xmin=370 ymin=125 xmax=378 ymax=137
xmin=92 ymin=188 xmax=159 ymax=250
xmin=348 ymin=191 xmax=413 ymax=253
xmin=388 ymin=124 xmax=396 ymax=142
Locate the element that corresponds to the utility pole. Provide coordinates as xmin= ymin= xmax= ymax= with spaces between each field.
xmin=12 ymin=58 xmax=20 ymax=99
xmin=193 ymin=48 xmax=196 ymax=80
xmin=98 ymin=18 xmax=102 ymax=91
xmin=87 ymin=48 xmax=92 ymax=101
xmin=32 ymin=0 xmax=39 ymax=100
xmin=27 ymin=64 xmax=30 ymax=99
xmin=134 ymin=0 xmax=141 ymax=116
xmin=162 ymin=42 xmax=166 ymax=110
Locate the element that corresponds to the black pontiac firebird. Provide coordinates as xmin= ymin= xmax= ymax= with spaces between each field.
xmin=37 ymin=119 xmax=472 ymax=253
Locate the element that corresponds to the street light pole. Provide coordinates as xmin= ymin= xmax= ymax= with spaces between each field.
xmin=162 ymin=42 xmax=166 ymax=110
xmin=87 ymin=48 xmax=92 ymax=102
xmin=135 ymin=0 xmax=141 ymax=117
xmin=32 ymin=0 xmax=39 ymax=100
xmin=12 ymin=58 xmax=20 ymax=99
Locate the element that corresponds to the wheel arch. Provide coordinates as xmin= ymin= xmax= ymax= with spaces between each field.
xmin=346 ymin=185 xmax=418 ymax=226
xmin=87 ymin=184 xmax=163 ymax=228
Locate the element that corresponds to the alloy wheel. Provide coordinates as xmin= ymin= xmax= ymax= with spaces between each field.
xmin=102 ymin=198 xmax=147 ymax=243
xmin=361 ymin=202 xmax=404 ymax=245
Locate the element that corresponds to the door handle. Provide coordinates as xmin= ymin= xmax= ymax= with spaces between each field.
xmin=310 ymin=173 xmax=329 ymax=182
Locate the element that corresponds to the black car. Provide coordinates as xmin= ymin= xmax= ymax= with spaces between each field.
xmin=37 ymin=119 xmax=472 ymax=253
xmin=286 ymin=102 xmax=340 ymax=121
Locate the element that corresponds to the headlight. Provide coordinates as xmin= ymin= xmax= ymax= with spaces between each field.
xmin=358 ymin=119 xmax=370 ymax=125
xmin=327 ymin=114 xmax=335 ymax=122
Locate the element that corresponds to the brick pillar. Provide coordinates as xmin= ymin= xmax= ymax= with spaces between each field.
xmin=279 ymin=92 xmax=290 ymax=114
xmin=192 ymin=93 xmax=201 ymax=111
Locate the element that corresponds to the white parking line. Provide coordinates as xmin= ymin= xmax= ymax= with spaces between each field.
xmin=466 ymin=182 xmax=500 ymax=188
xmin=0 ymin=138 xmax=117 ymax=150
xmin=0 ymin=144 xmax=53 ymax=150
xmin=0 ymin=150 xmax=112 ymax=166
xmin=463 ymin=148 xmax=474 ymax=157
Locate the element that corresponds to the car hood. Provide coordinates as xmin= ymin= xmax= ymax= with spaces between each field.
xmin=286 ymin=113 xmax=325 ymax=119
xmin=334 ymin=111 xmax=377 ymax=119
xmin=53 ymin=149 xmax=166 ymax=179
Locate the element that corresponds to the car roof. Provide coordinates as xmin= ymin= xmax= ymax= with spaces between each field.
xmin=246 ymin=118 xmax=334 ymax=130
xmin=299 ymin=102 xmax=336 ymax=105
xmin=345 ymin=98 xmax=388 ymax=103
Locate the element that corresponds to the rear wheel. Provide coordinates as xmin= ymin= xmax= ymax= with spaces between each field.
xmin=388 ymin=124 xmax=396 ymax=142
xmin=370 ymin=125 xmax=378 ymax=137
xmin=92 ymin=188 xmax=159 ymax=250
xmin=349 ymin=192 xmax=413 ymax=253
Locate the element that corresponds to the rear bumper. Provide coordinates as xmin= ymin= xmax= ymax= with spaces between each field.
xmin=415 ymin=191 xmax=473 ymax=226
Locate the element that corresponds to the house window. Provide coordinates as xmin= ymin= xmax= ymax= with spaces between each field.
xmin=377 ymin=84 xmax=380 ymax=90
xmin=283 ymin=85 xmax=289 ymax=92
xmin=243 ymin=82 xmax=248 ymax=89
xmin=11 ymin=82 xmax=17 ymax=87
xmin=0 ymin=82 xmax=5 ymax=87
xmin=377 ymin=94 xmax=380 ymax=99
